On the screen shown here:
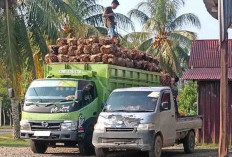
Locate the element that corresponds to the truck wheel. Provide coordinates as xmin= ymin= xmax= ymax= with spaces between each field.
xmin=95 ymin=148 xmax=108 ymax=157
xmin=149 ymin=135 xmax=163 ymax=157
xmin=78 ymin=131 xmax=95 ymax=156
xmin=30 ymin=140 xmax=47 ymax=154
xmin=183 ymin=131 xmax=195 ymax=154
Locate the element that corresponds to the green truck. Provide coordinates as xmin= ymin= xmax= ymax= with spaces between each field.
xmin=20 ymin=63 xmax=161 ymax=155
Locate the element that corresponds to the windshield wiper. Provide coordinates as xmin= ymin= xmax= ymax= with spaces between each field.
xmin=45 ymin=103 xmax=57 ymax=107
xmin=45 ymin=100 xmax=74 ymax=107
xmin=25 ymin=102 xmax=39 ymax=106
xmin=59 ymin=99 xmax=74 ymax=102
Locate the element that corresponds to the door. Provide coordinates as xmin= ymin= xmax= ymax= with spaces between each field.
xmin=159 ymin=91 xmax=176 ymax=146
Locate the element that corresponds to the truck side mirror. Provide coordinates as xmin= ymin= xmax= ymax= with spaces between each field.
xmin=160 ymin=102 xmax=170 ymax=111
xmin=101 ymin=102 xmax=106 ymax=109
xmin=8 ymin=88 xmax=15 ymax=98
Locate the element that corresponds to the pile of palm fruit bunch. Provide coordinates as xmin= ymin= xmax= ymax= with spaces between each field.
xmin=45 ymin=36 xmax=162 ymax=73
xmin=160 ymin=73 xmax=172 ymax=86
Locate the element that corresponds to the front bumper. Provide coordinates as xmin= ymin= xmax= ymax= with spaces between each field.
xmin=92 ymin=130 xmax=155 ymax=151
xmin=20 ymin=130 xmax=78 ymax=142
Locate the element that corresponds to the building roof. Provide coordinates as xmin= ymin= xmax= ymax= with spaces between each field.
xmin=189 ymin=40 xmax=232 ymax=68
xmin=183 ymin=40 xmax=232 ymax=80
xmin=182 ymin=68 xmax=232 ymax=80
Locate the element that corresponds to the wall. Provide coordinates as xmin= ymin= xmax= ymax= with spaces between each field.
xmin=197 ymin=81 xmax=232 ymax=144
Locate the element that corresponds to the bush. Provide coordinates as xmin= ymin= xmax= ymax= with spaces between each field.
xmin=178 ymin=81 xmax=197 ymax=116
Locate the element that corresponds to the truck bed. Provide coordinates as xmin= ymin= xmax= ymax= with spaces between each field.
xmin=176 ymin=116 xmax=202 ymax=132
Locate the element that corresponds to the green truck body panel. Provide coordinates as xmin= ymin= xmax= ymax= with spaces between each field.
xmin=44 ymin=63 xmax=161 ymax=111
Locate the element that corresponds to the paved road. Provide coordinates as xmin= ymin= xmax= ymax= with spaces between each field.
xmin=0 ymin=129 xmax=12 ymax=135
xmin=0 ymin=147 xmax=221 ymax=157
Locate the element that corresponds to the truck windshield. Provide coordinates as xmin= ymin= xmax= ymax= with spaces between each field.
xmin=25 ymin=80 xmax=77 ymax=102
xmin=106 ymin=91 xmax=158 ymax=112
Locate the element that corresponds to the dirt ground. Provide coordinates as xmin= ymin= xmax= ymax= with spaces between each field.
xmin=0 ymin=146 xmax=223 ymax=157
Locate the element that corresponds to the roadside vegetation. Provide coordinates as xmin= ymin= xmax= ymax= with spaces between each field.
xmin=0 ymin=133 xmax=29 ymax=147
xmin=178 ymin=81 xmax=198 ymax=116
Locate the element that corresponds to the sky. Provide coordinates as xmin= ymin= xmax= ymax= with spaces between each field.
xmin=98 ymin=0 xmax=232 ymax=39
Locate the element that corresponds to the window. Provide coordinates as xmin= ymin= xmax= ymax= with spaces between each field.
xmin=78 ymin=81 xmax=97 ymax=107
xmin=161 ymin=92 xmax=171 ymax=111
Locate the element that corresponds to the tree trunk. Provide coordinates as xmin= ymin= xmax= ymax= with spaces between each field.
xmin=0 ymin=100 xmax=2 ymax=127
xmin=3 ymin=109 xmax=5 ymax=126
xmin=9 ymin=109 xmax=12 ymax=126
xmin=11 ymin=99 xmax=20 ymax=139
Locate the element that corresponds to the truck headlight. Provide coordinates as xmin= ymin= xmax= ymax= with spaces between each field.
xmin=20 ymin=120 xmax=31 ymax=131
xmin=94 ymin=123 xmax=105 ymax=132
xmin=61 ymin=121 xmax=77 ymax=131
xmin=137 ymin=123 xmax=155 ymax=131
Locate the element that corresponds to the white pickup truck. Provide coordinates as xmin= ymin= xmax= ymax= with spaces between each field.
xmin=92 ymin=87 xmax=202 ymax=157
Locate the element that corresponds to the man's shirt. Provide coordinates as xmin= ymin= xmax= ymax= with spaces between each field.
xmin=104 ymin=7 xmax=115 ymax=27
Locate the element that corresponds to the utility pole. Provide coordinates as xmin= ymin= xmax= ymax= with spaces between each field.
xmin=219 ymin=0 xmax=229 ymax=156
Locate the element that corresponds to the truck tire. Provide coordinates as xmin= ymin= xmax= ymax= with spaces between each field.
xmin=183 ymin=131 xmax=195 ymax=154
xmin=78 ymin=131 xmax=95 ymax=156
xmin=30 ymin=140 xmax=47 ymax=154
xmin=95 ymin=148 xmax=108 ymax=157
xmin=149 ymin=135 xmax=163 ymax=157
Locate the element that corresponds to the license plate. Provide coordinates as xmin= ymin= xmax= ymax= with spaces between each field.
xmin=34 ymin=131 xmax=51 ymax=137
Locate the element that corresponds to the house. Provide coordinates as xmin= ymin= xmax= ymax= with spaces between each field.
xmin=182 ymin=39 xmax=232 ymax=144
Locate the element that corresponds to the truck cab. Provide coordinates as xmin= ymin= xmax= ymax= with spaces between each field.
xmin=20 ymin=78 xmax=98 ymax=155
xmin=93 ymin=87 xmax=202 ymax=157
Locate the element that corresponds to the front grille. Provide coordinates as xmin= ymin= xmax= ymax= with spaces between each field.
xmin=101 ymin=138 xmax=139 ymax=144
xmin=30 ymin=122 xmax=61 ymax=131
xmin=106 ymin=128 xmax=135 ymax=132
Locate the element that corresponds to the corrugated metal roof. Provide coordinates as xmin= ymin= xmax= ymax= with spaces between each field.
xmin=182 ymin=68 xmax=232 ymax=80
xmin=189 ymin=40 xmax=232 ymax=68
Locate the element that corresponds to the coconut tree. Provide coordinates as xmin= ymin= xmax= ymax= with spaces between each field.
xmin=127 ymin=0 xmax=200 ymax=76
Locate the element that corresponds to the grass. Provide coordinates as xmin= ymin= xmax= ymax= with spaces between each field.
xmin=0 ymin=133 xmax=29 ymax=147
xmin=0 ymin=125 xmax=12 ymax=129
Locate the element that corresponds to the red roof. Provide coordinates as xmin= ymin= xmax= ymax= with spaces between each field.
xmin=189 ymin=40 xmax=232 ymax=68
xmin=182 ymin=68 xmax=232 ymax=80
xmin=183 ymin=40 xmax=232 ymax=80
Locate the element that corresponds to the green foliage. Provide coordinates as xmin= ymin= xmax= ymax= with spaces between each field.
xmin=0 ymin=133 xmax=29 ymax=147
xmin=127 ymin=0 xmax=200 ymax=76
xmin=0 ymin=79 xmax=11 ymax=112
xmin=178 ymin=81 xmax=198 ymax=116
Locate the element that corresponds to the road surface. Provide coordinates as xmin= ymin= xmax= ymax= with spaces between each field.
xmin=0 ymin=146 xmax=221 ymax=157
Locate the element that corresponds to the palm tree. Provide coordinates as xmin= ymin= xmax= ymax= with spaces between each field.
xmin=127 ymin=0 xmax=200 ymax=76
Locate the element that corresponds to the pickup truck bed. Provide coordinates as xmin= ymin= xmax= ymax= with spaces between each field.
xmin=176 ymin=116 xmax=202 ymax=132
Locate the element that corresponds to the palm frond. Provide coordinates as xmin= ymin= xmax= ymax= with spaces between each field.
xmin=115 ymin=13 xmax=135 ymax=31
xmin=137 ymin=38 xmax=153 ymax=51
xmin=128 ymin=9 xmax=149 ymax=25
xmin=169 ymin=30 xmax=196 ymax=47
xmin=84 ymin=13 xmax=104 ymax=27
xmin=169 ymin=13 xmax=201 ymax=30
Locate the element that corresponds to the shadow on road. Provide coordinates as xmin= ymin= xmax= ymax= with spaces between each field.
xmin=45 ymin=148 xmax=218 ymax=157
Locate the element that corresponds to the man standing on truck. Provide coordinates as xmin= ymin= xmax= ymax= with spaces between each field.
xmin=103 ymin=0 xmax=120 ymax=40
xmin=170 ymin=76 xmax=179 ymax=116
